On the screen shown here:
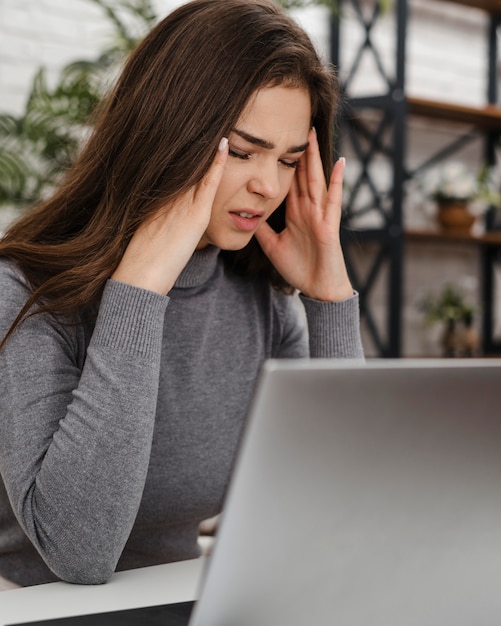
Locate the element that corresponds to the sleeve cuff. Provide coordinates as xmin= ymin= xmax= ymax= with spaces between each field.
xmin=299 ymin=292 xmax=365 ymax=359
xmin=91 ymin=280 xmax=169 ymax=360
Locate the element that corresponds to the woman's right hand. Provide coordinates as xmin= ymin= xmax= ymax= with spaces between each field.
xmin=111 ymin=138 xmax=228 ymax=295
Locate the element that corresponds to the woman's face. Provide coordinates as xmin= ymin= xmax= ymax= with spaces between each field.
xmin=197 ymin=85 xmax=312 ymax=250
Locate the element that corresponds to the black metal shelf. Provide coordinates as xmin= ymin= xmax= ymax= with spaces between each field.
xmin=436 ymin=0 xmax=501 ymax=14
xmin=407 ymin=97 xmax=501 ymax=131
xmin=332 ymin=0 xmax=501 ymax=357
xmin=405 ymin=228 xmax=501 ymax=246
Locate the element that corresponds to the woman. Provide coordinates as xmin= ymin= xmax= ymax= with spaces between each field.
xmin=0 ymin=0 xmax=364 ymax=587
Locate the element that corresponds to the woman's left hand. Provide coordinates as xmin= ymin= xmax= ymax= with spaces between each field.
xmin=255 ymin=127 xmax=353 ymax=302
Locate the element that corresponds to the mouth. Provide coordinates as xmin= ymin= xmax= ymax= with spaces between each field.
xmin=229 ymin=210 xmax=264 ymax=232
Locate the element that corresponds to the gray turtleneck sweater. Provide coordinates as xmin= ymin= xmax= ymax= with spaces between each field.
xmin=0 ymin=246 xmax=364 ymax=587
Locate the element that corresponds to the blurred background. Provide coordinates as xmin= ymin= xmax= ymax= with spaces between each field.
xmin=1 ymin=0 xmax=500 ymax=358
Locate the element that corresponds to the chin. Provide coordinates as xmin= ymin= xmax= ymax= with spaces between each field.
xmin=210 ymin=233 xmax=255 ymax=252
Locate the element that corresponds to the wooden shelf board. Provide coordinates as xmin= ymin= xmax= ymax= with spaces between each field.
xmin=405 ymin=227 xmax=501 ymax=245
xmin=435 ymin=0 xmax=501 ymax=13
xmin=407 ymin=97 xmax=501 ymax=131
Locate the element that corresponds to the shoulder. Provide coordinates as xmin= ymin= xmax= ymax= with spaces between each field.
xmin=0 ymin=259 xmax=86 ymax=358
xmin=0 ymin=257 xmax=28 ymax=283
xmin=0 ymin=258 xmax=32 ymax=314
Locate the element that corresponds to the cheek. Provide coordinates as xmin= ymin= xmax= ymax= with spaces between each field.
xmin=278 ymin=169 xmax=296 ymax=199
xmin=211 ymin=167 xmax=240 ymax=207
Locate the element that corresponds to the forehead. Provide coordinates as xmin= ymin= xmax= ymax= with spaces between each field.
xmin=236 ymin=86 xmax=311 ymax=141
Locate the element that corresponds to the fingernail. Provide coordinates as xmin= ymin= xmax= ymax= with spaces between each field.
xmin=218 ymin=137 xmax=228 ymax=152
xmin=338 ymin=156 xmax=346 ymax=169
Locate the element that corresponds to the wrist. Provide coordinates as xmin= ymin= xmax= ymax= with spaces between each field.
xmin=301 ymin=274 xmax=354 ymax=302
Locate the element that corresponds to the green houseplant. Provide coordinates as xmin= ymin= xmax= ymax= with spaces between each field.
xmin=0 ymin=0 xmax=156 ymax=212
xmin=419 ymin=284 xmax=479 ymax=357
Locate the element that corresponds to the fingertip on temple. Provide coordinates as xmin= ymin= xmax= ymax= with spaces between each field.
xmin=331 ymin=156 xmax=345 ymax=183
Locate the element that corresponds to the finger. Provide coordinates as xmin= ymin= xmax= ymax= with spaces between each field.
xmin=305 ymin=127 xmax=328 ymax=205
xmin=295 ymin=151 xmax=309 ymax=198
xmin=195 ymin=137 xmax=229 ymax=201
xmin=286 ymin=173 xmax=300 ymax=214
xmin=326 ymin=156 xmax=345 ymax=215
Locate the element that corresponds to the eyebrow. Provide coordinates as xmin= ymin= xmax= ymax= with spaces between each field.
xmin=231 ymin=128 xmax=309 ymax=154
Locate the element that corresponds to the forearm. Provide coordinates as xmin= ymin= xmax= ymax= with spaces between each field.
xmin=0 ymin=281 xmax=168 ymax=584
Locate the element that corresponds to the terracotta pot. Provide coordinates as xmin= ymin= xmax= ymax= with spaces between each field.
xmin=436 ymin=200 xmax=475 ymax=235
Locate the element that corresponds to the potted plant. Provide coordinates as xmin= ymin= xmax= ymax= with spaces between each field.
xmin=418 ymin=284 xmax=479 ymax=357
xmin=421 ymin=161 xmax=501 ymax=235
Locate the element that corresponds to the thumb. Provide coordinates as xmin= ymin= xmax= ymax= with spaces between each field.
xmin=254 ymin=221 xmax=279 ymax=260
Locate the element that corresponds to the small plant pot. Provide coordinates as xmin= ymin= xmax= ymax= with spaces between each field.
xmin=436 ymin=201 xmax=476 ymax=235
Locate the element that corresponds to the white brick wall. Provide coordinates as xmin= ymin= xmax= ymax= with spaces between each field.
xmin=407 ymin=0 xmax=488 ymax=106
xmin=0 ymin=0 xmax=496 ymax=356
xmin=0 ymin=0 xmax=183 ymax=113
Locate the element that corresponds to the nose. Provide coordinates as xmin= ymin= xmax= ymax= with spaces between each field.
xmin=247 ymin=162 xmax=281 ymax=200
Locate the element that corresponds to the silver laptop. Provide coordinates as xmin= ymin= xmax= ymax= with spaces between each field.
xmin=190 ymin=358 xmax=501 ymax=626
xmin=12 ymin=358 xmax=501 ymax=625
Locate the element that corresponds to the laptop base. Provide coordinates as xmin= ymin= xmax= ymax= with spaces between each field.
xmin=7 ymin=601 xmax=195 ymax=626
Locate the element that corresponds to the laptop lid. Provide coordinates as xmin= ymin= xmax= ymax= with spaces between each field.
xmin=189 ymin=358 xmax=501 ymax=626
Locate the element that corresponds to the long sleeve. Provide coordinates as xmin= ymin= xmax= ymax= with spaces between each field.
xmin=0 ymin=274 xmax=168 ymax=584
xmin=271 ymin=289 xmax=364 ymax=360
xmin=0 ymin=250 xmax=364 ymax=587
xmin=300 ymin=292 xmax=365 ymax=359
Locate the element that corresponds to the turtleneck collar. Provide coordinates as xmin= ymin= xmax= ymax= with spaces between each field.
xmin=174 ymin=245 xmax=221 ymax=289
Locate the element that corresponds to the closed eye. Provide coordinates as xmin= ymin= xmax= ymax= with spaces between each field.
xmin=280 ymin=159 xmax=300 ymax=169
xmin=230 ymin=147 xmax=301 ymax=169
xmin=229 ymin=148 xmax=251 ymax=161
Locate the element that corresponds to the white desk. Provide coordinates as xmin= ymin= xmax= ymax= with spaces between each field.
xmin=0 ymin=558 xmax=205 ymax=625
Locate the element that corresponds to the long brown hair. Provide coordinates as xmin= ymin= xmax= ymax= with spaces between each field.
xmin=0 ymin=0 xmax=338 ymax=347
